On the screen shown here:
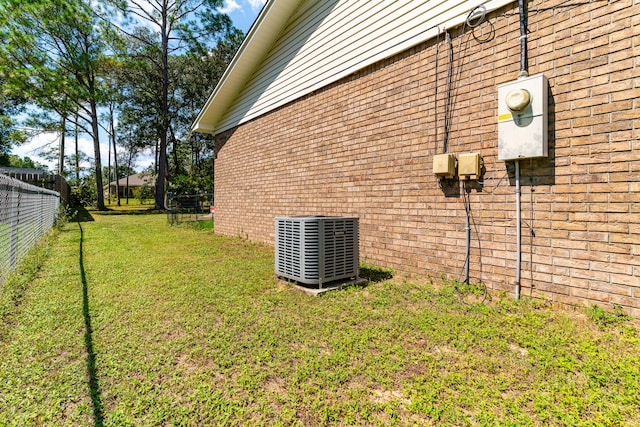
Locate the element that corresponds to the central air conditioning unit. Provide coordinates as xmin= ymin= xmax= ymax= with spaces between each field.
xmin=275 ymin=216 xmax=359 ymax=288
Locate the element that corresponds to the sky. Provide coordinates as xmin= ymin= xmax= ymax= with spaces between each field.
xmin=11 ymin=0 xmax=265 ymax=173
xmin=220 ymin=0 xmax=266 ymax=33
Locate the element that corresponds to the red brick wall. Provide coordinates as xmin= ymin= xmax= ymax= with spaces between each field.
xmin=214 ymin=0 xmax=639 ymax=315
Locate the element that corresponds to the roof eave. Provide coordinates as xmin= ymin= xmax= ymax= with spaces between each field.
xmin=191 ymin=0 xmax=304 ymax=135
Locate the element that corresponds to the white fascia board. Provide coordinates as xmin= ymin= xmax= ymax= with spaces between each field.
xmin=195 ymin=0 xmax=514 ymax=135
xmin=246 ymin=0 xmax=515 ymax=124
xmin=191 ymin=0 xmax=304 ymax=134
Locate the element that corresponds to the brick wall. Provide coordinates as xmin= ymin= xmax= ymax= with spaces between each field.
xmin=213 ymin=0 xmax=639 ymax=315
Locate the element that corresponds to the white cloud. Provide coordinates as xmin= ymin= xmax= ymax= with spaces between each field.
xmin=11 ymin=132 xmax=63 ymax=170
xmin=11 ymin=131 xmax=108 ymax=173
xmin=130 ymin=147 xmax=155 ymax=171
xmin=218 ymin=0 xmax=242 ymax=15
xmin=247 ymin=0 xmax=266 ymax=12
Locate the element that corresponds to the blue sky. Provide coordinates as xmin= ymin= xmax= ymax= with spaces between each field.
xmin=220 ymin=0 xmax=265 ymax=33
xmin=12 ymin=0 xmax=265 ymax=172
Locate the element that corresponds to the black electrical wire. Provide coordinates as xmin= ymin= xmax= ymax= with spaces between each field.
xmin=442 ymin=4 xmax=490 ymax=154
xmin=465 ymin=4 xmax=487 ymax=28
xmin=436 ymin=4 xmax=496 ymax=303
xmin=468 ymin=5 xmax=495 ymax=44
xmin=463 ymin=182 xmax=471 ymax=285
xmin=455 ymin=181 xmax=488 ymax=305
xmin=529 ymin=159 xmax=535 ymax=297
xmin=512 ymin=0 xmax=601 ymax=16
xmin=442 ymin=31 xmax=453 ymax=153
xmin=434 ymin=27 xmax=440 ymax=153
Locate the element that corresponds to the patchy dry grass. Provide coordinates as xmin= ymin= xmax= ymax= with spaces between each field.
xmin=1 ymin=204 xmax=639 ymax=426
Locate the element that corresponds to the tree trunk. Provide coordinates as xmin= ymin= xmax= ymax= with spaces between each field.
xmin=110 ymin=108 xmax=121 ymax=207
xmin=127 ymin=149 xmax=134 ymax=205
xmin=58 ymin=115 xmax=65 ymax=176
xmin=75 ymin=112 xmax=80 ymax=183
xmin=154 ymin=9 xmax=170 ymax=210
xmin=107 ymin=122 xmax=111 ymax=205
xmin=170 ymin=128 xmax=180 ymax=176
xmin=154 ymin=138 xmax=159 ymax=176
xmin=91 ymin=99 xmax=105 ymax=210
xmin=155 ymin=130 xmax=167 ymax=209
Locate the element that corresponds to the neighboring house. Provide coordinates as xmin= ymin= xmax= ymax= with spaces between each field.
xmin=108 ymin=173 xmax=155 ymax=199
xmin=193 ymin=1 xmax=639 ymax=315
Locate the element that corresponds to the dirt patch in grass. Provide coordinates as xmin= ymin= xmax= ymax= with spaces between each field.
xmin=0 ymin=211 xmax=638 ymax=425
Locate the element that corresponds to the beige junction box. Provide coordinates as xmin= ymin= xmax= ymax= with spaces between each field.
xmin=457 ymin=152 xmax=482 ymax=180
xmin=432 ymin=153 xmax=456 ymax=179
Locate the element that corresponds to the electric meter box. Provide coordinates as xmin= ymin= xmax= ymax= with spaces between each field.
xmin=497 ymin=73 xmax=548 ymax=161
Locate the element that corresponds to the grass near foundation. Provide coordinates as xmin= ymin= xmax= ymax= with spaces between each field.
xmin=1 ymin=203 xmax=639 ymax=426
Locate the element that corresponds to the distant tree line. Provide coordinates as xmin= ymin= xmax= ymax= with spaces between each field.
xmin=0 ymin=0 xmax=243 ymax=209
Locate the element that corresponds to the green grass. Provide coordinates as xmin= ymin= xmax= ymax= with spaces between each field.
xmin=1 ymin=204 xmax=639 ymax=426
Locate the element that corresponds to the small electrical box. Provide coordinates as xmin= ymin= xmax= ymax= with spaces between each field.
xmin=458 ymin=152 xmax=482 ymax=180
xmin=433 ymin=153 xmax=456 ymax=179
xmin=497 ymin=73 xmax=548 ymax=161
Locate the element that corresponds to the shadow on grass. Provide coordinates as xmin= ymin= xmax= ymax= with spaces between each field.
xmin=360 ymin=265 xmax=394 ymax=283
xmin=78 ymin=223 xmax=104 ymax=426
xmin=71 ymin=206 xmax=95 ymax=222
xmin=93 ymin=208 xmax=164 ymax=216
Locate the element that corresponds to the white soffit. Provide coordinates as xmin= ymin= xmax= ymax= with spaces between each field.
xmin=193 ymin=0 xmax=514 ymax=134
xmin=192 ymin=0 xmax=304 ymax=133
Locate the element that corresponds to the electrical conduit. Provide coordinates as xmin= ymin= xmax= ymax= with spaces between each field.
xmin=515 ymin=160 xmax=521 ymax=299
xmin=464 ymin=183 xmax=471 ymax=284
xmin=515 ymin=0 xmax=528 ymax=300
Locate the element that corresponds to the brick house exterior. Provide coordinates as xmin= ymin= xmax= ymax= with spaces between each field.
xmin=195 ymin=0 xmax=639 ymax=315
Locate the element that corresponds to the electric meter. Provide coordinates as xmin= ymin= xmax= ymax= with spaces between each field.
xmin=497 ymin=74 xmax=548 ymax=161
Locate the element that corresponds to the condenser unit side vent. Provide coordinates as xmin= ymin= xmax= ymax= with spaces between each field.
xmin=275 ymin=216 xmax=359 ymax=288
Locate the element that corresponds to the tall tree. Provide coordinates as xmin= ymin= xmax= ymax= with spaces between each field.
xmin=102 ymin=57 xmax=125 ymax=206
xmin=0 ymin=0 xmax=111 ymax=209
xmin=0 ymin=77 xmax=27 ymax=157
xmin=114 ymin=27 xmax=163 ymax=181
xmin=167 ymin=33 xmax=242 ymax=192
xmin=102 ymin=0 xmax=237 ymax=209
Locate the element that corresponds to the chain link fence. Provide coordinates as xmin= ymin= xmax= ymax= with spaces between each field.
xmin=166 ymin=192 xmax=214 ymax=225
xmin=0 ymin=173 xmax=60 ymax=285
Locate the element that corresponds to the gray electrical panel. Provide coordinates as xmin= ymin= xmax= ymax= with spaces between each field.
xmin=497 ymin=73 xmax=549 ymax=161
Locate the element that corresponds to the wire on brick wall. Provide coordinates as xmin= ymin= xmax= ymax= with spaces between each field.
xmin=442 ymin=31 xmax=454 ymax=154
xmin=505 ymin=0 xmax=604 ymax=17
xmin=528 ymin=159 xmax=535 ymax=297
xmin=436 ymin=3 xmax=498 ymax=296
xmin=439 ymin=4 xmax=494 ymax=154
xmin=463 ymin=181 xmax=471 ymax=284
xmin=468 ymin=5 xmax=495 ymax=44
xmin=456 ymin=180 xmax=487 ymax=304
xmin=434 ymin=27 xmax=440 ymax=154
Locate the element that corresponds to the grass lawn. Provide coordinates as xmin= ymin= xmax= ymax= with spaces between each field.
xmin=1 ymin=204 xmax=639 ymax=426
